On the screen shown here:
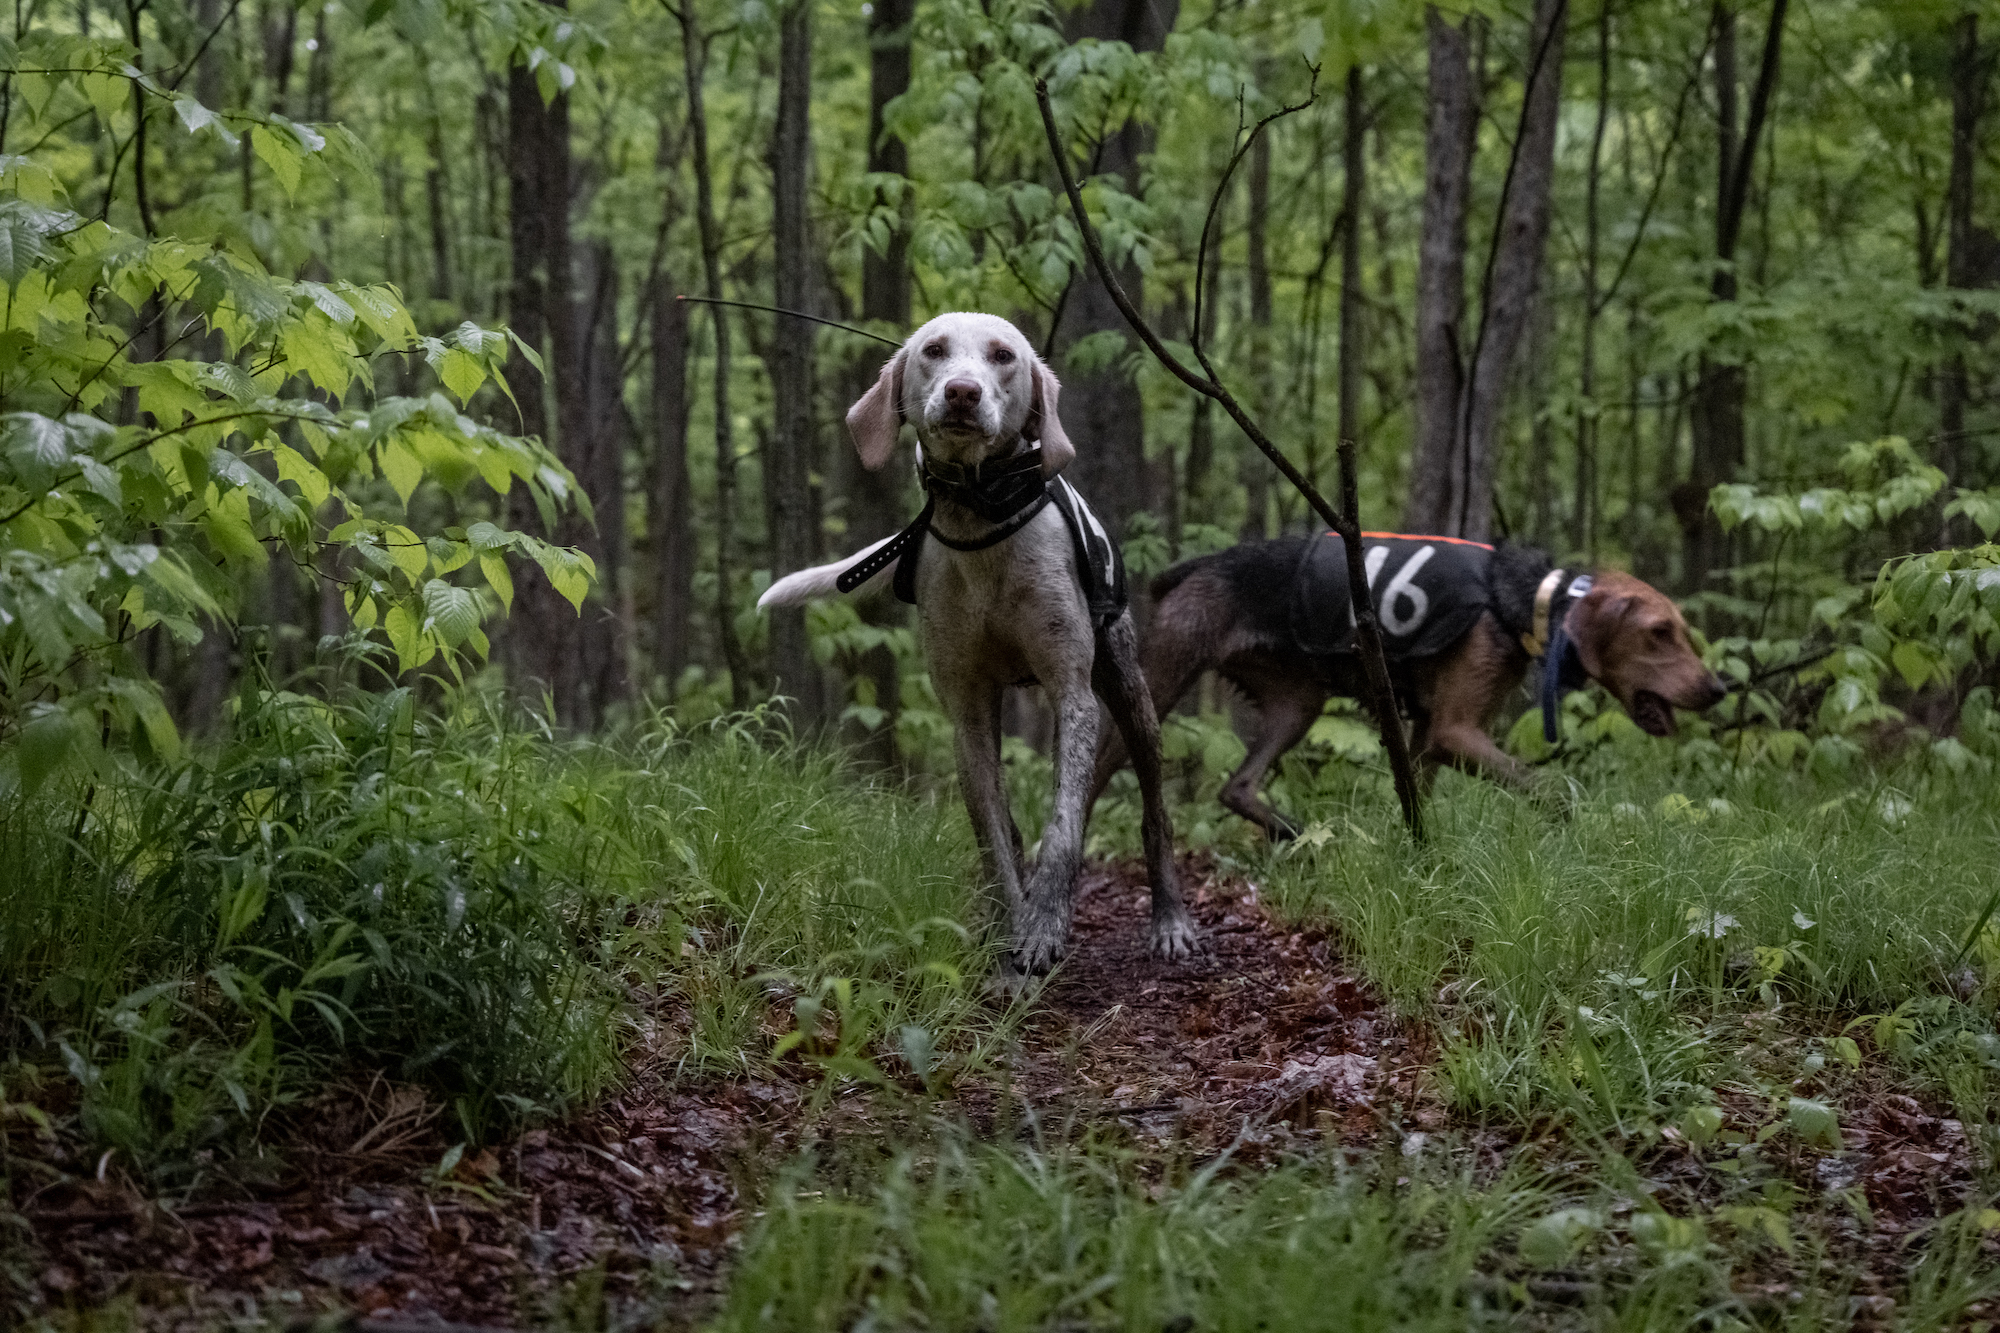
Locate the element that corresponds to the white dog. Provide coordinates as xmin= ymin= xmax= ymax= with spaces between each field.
xmin=762 ymin=312 xmax=1196 ymax=974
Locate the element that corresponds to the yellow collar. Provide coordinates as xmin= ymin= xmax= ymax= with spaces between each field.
xmin=1519 ymin=568 xmax=1566 ymax=659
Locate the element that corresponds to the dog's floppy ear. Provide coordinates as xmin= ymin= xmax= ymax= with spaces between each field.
xmin=1026 ymin=355 xmax=1075 ymax=478
xmin=846 ymin=347 xmax=907 ymax=470
xmin=1571 ymin=587 xmax=1634 ymax=679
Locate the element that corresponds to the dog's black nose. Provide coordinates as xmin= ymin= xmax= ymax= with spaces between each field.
xmin=943 ymin=378 xmax=982 ymax=410
xmin=1701 ymin=674 xmax=1728 ymax=707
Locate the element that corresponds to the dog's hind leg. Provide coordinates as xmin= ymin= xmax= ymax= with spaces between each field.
xmin=1094 ymin=612 xmax=1197 ymax=960
xmin=940 ymin=676 xmax=1025 ymax=951
xmin=1218 ymin=678 xmax=1326 ymax=841
xmin=1087 ymin=602 xmax=1208 ymax=809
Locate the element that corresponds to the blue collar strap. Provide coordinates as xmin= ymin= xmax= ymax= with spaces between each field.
xmin=1537 ymin=572 xmax=1594 ymax=742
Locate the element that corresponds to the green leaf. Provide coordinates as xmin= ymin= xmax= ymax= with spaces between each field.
xmin=383 ymin=524 xmax=430 ymax=580
xmin=478 ymin=550 xmax=514 ymax=611
xmin=1518 ymin=1208 xmax=1602 ymax=1269
xmin=421 ymin=579 xmax=480 ymax=647
xmin=297 ymin=280 xmax=357 ymax=325
xmin=1891 ymin=638 xmax=1933 ymax=690
xmin=170 ymin=94 xmax=237 ymax=144
xmin=534 ymin=546 xmax=593 ymax=612
xmin=382 ymin=600 xmax=424 ymax=671
xmin=251 ymin=125 xmax=303 ymax=199
xmin=1786 ymin=1097 xmax=1842 ymax=1150
xmin=378 ymin=438 xmax=424 ymax=505
xmin=16 ymin=705 xmax=83 ymax=796
xmin=438 ymin=348 xmax=485 ymax=404
xmin=271 ymin=442 xmax=331 ymax=509
xmin=0 ymin=203 xmax=50 ymax=288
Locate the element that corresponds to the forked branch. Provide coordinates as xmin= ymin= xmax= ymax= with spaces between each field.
xmin=1034 ymin=75 xmax=1425 ymax=842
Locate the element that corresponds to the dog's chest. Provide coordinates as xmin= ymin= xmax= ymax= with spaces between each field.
xmin=915 ymin=509 xmax=1092 ymax=682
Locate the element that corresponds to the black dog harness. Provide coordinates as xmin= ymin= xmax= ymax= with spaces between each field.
xmin=834 ymin=445 xmax=1127 ymax=627
xmin=1289 ymin=531 xmax=1593 ymax=741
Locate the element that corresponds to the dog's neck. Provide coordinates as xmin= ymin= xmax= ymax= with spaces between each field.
xmin=916 ymin=434 xmax=1049 ymax=543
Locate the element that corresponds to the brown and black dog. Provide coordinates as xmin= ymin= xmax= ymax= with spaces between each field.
xmin=1092 ymin=533 xmax=1726 ymax=839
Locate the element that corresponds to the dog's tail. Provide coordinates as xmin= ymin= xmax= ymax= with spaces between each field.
xmin=758 ymin=534 xmax=898 ymax=609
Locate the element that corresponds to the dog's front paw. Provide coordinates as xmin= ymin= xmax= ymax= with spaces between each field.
xmin=1150 ymin=909 xmax=1200 ymax=962
xmin=1011 ymin=922 xmax=1070 ymax=976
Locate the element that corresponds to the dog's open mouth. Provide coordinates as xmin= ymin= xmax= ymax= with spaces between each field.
xmin=1629 ymin=689 xmax=1675 ymax=737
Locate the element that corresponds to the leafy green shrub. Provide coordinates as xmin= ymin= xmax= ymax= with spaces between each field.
xmin=3 ymin=666 xmax=631 ymax=1169
xmin=2 ymin=665 xmax=1001 ymax=1176
xmin=0 ymin=29 xmax=594 ymax=798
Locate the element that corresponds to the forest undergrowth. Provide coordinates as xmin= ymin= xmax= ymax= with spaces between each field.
xmin=7 ymin=667 xmax=2000 ymax=1330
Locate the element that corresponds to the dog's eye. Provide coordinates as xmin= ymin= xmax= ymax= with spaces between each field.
xmin=923 ymin=341 xmax=946 ymax=359
xmin=1650 ymin=623 xmax=1674 ymax=642
xmin=990 ymin=347 xmax=1016 ymax=365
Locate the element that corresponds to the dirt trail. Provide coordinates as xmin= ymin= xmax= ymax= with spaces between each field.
xmin=13 ymin=858 xmax=1984 ymax=1327
xmin=19 ymin=857 xmax=1403 ymax=1328
xmin=1011 ymin=856 xmax=1433 ymax=1150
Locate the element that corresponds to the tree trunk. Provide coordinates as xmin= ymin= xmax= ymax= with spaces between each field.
xmin=1574 ymin=0 xmax=1610 ymax=565
xmin=1684 ymin=0 xmax=1788 ymax=593
xmin=1337 ymin=66 xmax=1365 ymax=479
xmin=425 ymin=107 xmax=452 ymax=302
xmin=1940 ymin=10 xmax=1985 ymax=545
xmin=575 ymin=241 xmax=633 ymax=711
xmin=1402 ymin=7 xmax=1477 ymax=534
xmin=1056 ymin=0 xmax=1180 ymax=541
xmin=194 ymin=0 xmax=224 ymax=109
xmin=1527 ymin=296 xmax=1555 ymax=547
xmin=680 ymin=3 xmax=753 ymax=708
xmin=841 ymin=0 xmax=915 ymax=766
xmin=1187 ymin=253 xmax=1220 ymax=521
xmin=650 ymin=278 xmax=696 ymax=690
xmin=1238 ymin=124 xmax=1270 ymax=541
xmin=1404 ymin=0 xmax=1564 ymax=542
xmin=1454 ymin=0 xmax=1566 ymax=542
xmin=501 ymin=57 xmax=624 ymax=728
xmin=764 ymin=0 xmax=825 ymax=725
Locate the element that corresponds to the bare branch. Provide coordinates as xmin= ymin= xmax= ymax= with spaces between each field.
xmin=1034 ymin=74 xmax=1425 ymax=842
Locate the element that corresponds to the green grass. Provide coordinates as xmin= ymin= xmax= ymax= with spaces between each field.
xmin=9 ymin=677 xmax=2000 ymax=1327
xmin=716 ymin=1127 xmax=2000 ymax=1332
xmin=1 ymin=674 xmax=997 ymax=1178
xmin=717 ymin=1133 xmax=1539 ymax=1333
xmin=1234 ymin=750 xmax=2000 ymax=1151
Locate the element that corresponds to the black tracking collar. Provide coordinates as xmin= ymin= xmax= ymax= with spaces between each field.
xmin=919 ymin=445 xmax=1049 ymax=524
xmin=835 ymin=444 xmax=1054 ymax=597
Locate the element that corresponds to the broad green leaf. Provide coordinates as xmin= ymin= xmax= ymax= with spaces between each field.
xmin=383 ymin=523 xmax=430 ymax=580
xmin=478 ymin=549 xmax=513 ymax=611
xmin=271 ymin=443 xmax=331 ymax=509
xmin=251 ymin=125 xmax=303 ymax=199
xmin=1786 ymin=1097 xmax=1842 ymax=1150
xmin=421 ymin=579 xmax=480 ymax=646
xmin=15 ymin=705 xmax=84 ymax=796
xmin=0 ymin=203 xmax=50 ymax=288
xmin=383 ymin=600 xmax=422 ymax=671
xmin=1891 ymin=639 xmax=1932 ymax=690
xmin=438 ymin=348 xmax=485 ymax=404
xmin=378 ymin=438 xmax=423 ymax=505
